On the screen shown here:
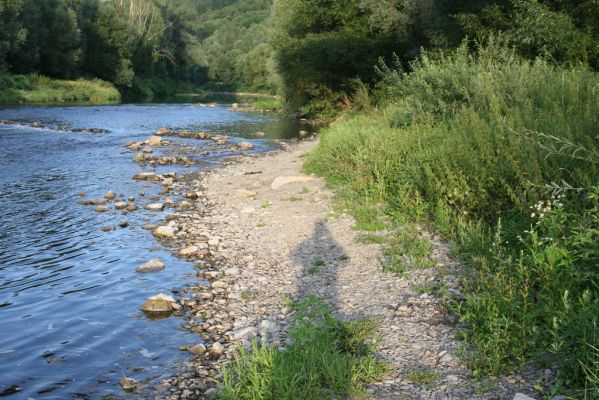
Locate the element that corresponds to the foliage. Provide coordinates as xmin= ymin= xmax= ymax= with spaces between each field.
xmin=0 ymin=74 xmax=120 ymax=104
xmin=305 ymin=45 xmax=599 ymax=396
xmin=218 ymin=296 xmax=388 ymax=399
xmin=0 ymin=0 xmax=278 ymax=101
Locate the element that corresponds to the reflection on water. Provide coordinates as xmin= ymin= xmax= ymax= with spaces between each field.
xmin=0 ymin=104 xmax=302 ymax=398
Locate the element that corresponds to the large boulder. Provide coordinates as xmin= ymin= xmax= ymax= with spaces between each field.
xmin=139 ymin=293 xmax=177 ymax=313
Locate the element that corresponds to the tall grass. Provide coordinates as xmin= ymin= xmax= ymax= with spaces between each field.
xmin=0 ymin=74 xmax=120 ymax=104
xmin=218 ymin=296 xmax=388 ymax=399
xmin=305 ymin=44 xmax=598 ymax=397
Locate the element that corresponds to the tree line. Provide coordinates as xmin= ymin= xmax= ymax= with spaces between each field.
xmin=1 ymin=0 xmax=597 ymax=105
xmin=0 ymin=0 xmax=275 ymax=98
xmin=270 ymin=0 xmax=599 ymax=116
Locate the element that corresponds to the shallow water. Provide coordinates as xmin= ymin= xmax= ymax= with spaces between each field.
xmin=0 ymin=104 xmax=303 ymax=398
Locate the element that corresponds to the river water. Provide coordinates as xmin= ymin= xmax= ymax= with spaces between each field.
xmin=0 ymin=104 xmax=303 ymax=399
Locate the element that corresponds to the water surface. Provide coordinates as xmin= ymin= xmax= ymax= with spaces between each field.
xmin=0 ymin=104 xmax=302 ymax=398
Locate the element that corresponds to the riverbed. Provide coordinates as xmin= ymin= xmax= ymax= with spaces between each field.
xmin=0 ymin=104 xmax=304 ymax=399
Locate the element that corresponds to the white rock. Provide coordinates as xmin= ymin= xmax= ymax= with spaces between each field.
xmin=144 ymin=203 xmax=164 ymax=211
xmin=136 ymin=258 xmax=165 ymax=273
xmin=271 ymin=176 xmax=316 ymax=190
xmin=224 ymin=267 xmax=240 ymax=276
xmin=114 ymin=201 xmax=127 ymax=210
xmin=188 ymin=343 xmax=207 ymax=355
xmin=179 ymin=246 xmax=199 ymax=257
xmin=237 ymin=141 xmax=254 ymax=150
xmin=104 ymin=190 xmax=116 ymax=199
xmin=210 ymin=342 xmax=225 ymax=356
xmin=211 ymin=280 xmax=228 ymax=289
xmin=513 ymin=394 xmax=536 ymax=400
xmin=146 ymin=136 xmax=162 ymax=146
xmin=232 ymin=326 xmax=257 ymax=340
xmin=153 ymin=226 xmax=175 ymax=238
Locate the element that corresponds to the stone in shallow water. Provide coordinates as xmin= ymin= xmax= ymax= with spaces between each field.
xmin=146 ymin=135 xmax=162 ymax=146
xmin=114 ymin=201 xmax=127 ymax=210
xmin=139 ymin=293 xmax=176 ymax=313
xmin=136 ymin=258 xmax=164 ymax=273
xmin=119 ymin=377 xmax=138 ymax=391
xmin=237 ymin=141 xmax=254 ymax=150
xmin=132 ymin=172 xmax=156 ymax=180
xmin=144 ymin=203 xmax=164 ymax=211
xmin=104 ymin=190 xmax=116 ymax=200
xmin=79 ymin=199 xmax=108 ymax=205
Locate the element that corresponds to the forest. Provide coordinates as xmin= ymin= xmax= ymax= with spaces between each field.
xmin=0 ymin=0 xmax=276 ymax=101
xmin=1 ymin=0 xmax=598 ymax=397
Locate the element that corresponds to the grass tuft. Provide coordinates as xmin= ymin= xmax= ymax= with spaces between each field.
xmin=218 ymin=296 xmax=388 ymax=399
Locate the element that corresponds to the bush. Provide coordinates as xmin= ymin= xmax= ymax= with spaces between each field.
xmin=305 ymin=44 xmax=598 ymax=396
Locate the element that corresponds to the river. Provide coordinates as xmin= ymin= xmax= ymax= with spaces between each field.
xmin=0 ymin=103 xmax=304 ymax=399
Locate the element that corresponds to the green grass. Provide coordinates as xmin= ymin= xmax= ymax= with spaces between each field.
xmin=251 ymin=97 xmax=284 ymax=111
xmin=0 ymin=74 xmax=120 ymax=104
xmin=218 ymin=296 xmax=388 ymax=399
xmin=282 ymin=195 xmax=303 ymax=202
xmin=405 ymin=370 xmax=441 ymax=385
xmin=304 ymin=43 xmax=599 ymax=397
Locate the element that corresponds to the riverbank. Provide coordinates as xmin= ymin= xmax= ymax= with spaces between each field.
xmin=0 ymin=74 xmax=120 ymax=105
xmin=145 ymin=139 xmax=541 ymax=399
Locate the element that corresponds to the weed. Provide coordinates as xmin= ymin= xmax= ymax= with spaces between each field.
xmin=307 ymin=266 xmax=319 ymax=274
xmin=240 ymin=290 xmax=253 ymax=301
xmin=218 ymin=296 xmax=388 ymax=399
xmin=282 ymin=196 xmax=302 ymax=202
xmin=405 ymin=370 xmax=441 ymax=385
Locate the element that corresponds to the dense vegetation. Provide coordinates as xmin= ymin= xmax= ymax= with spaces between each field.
xmin=306 ymin=41 xmax=598 ymax=399
xmin=0 ymin=0 xmax=276 ymax=101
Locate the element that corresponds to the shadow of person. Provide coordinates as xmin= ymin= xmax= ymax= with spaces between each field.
xmin=289 ymin=218 xmax=349 ymax=317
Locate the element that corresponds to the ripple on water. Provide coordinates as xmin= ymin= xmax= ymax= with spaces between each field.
xmin=0 ymin=103 xmax=303 ymax=398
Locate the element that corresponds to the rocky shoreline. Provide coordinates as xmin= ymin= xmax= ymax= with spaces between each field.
xmin=89 ymin=132 xmax=545 ymax=399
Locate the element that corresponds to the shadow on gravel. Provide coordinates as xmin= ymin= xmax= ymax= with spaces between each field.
xmin=290 ymin=219 xmax=349 ymax=316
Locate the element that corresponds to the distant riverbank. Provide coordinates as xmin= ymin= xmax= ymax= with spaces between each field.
xmin=0 ymin=74 xmax=120 ymax=105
